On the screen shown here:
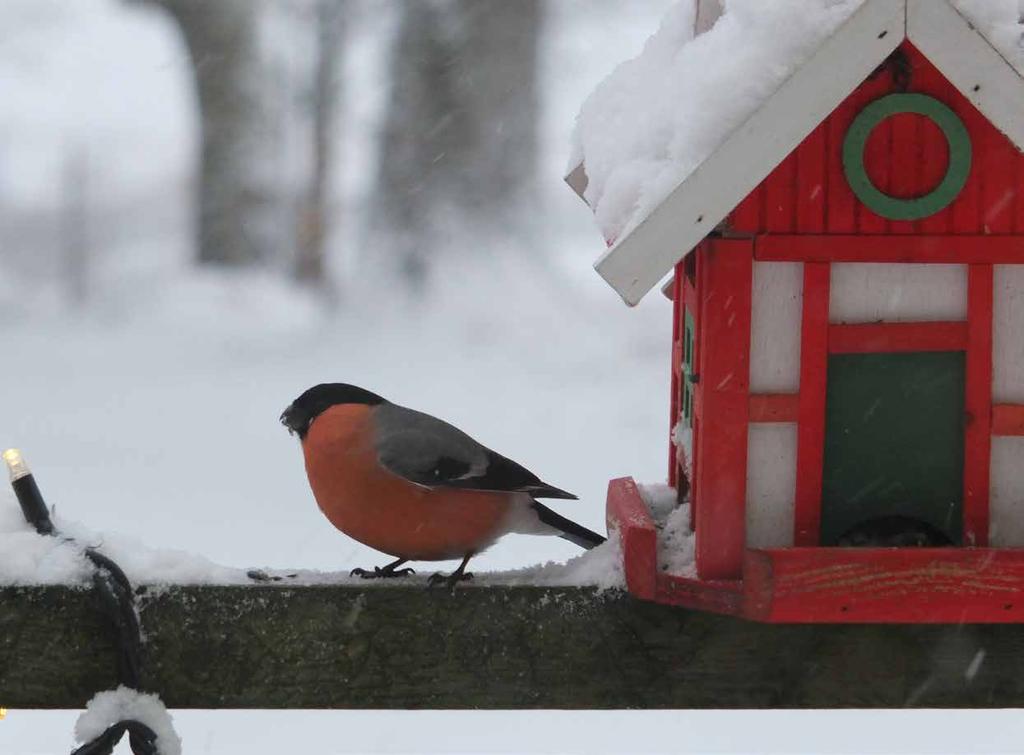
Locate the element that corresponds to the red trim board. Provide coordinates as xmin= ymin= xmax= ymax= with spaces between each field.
xmin=689 ymin=245 xmax=705 ymax=534
xmin=749 ymin=394 xmax=799 ymax=423
xmin=756 ymin=234 xmax=1024 ymax=263
xmin=828 ymin=321 xmax=968 ymax=353
xmin=794 ymin=263 xmax=830 ymax=546
xmin=992 ymin=404 xmax=1024 ymax=436
xmin=607 ymin=478 xmax=1024 ymax=623
xmin=964 ymin=264 xmax=994 ymax=546
xmin=605 ymin=477 xmax=743 ymax=618
xmin=743 ymin=547 xmax=1024 ymax=623
xmin=605 ymin=477 xmax=657 ymax=600
xmin=694 ymin=239 xmax=752 ymax=580
xmin=654 ymin=573 xmax=743 ymax=616
xmin=669 ymin=263 xmax=684 ymax=488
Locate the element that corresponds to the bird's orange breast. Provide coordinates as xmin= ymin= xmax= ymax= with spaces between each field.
xmin=302 ymin=404 xmax=513 ymax=560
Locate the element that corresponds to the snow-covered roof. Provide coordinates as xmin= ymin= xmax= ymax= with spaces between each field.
xmin=571 ymin=0 xmax=1024 ymax=305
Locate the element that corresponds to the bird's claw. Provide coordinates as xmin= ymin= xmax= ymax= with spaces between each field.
xmin=427 ymin=570 xmax=474 ymax=591
xmin=350 ymin=566 xmax=416 ymax=579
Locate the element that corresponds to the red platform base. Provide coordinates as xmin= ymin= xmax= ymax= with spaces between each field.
xmin=606 ymin=477 xmax=1024 ymax=623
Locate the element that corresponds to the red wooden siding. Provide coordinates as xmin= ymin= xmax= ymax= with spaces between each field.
xmin=729 ymin=42 xmax=1024 ymax=238
xmin=797 ymin=124 xmax=827 ymax=232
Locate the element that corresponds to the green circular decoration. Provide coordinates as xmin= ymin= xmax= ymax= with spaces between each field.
xmin=842 ymin=93 xmax=972 ymax=221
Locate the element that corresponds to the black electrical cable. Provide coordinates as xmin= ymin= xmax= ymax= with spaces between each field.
xmin=12 ymin=469 xmax=54 ymax=534
xmin=70 ymin=720 xmax=158 ymax=755
xmin=6 ymin=451 xmax=163 ymax=755
xmin=84 ymin=549 xmax=144 ymax=689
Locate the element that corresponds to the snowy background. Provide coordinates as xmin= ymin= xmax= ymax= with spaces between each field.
xmin=1 ymin=0 xmax=1022 ymax=752
xmin=0 ymin=0 xmax=671 ymax=579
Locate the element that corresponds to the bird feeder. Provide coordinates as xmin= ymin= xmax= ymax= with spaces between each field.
xmin=569 ymin=0 xmax=1024 ymax=622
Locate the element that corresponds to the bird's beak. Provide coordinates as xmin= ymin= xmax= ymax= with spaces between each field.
xmin=280 ymin=404 xmax=297 ymax=435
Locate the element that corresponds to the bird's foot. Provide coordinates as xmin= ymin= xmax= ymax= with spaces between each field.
xmin=427 ymin=570 xmax=474 ymax=591
xmin=350 ymin=565 xmax=416 ymax=579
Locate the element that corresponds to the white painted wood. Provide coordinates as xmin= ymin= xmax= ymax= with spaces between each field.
xmin=594 ymin=0 xmax=906 ymax=305
xmin=746 ymin=424 xmax=797 ymax=548
xmin=992 ymin=265 xmax=1024 ymax=402
xmin=908 ymin=0 xmax=1024 ymax=153
xmin=750 ymin=261 xmax=803 ymax=392
xmin=564 ymin=162 xmax=589 ymax=204
xmin=990 ymin=437 xmax=1024 ymax=546
xmin=660 ymin=276 xmax=675 ymax=300
xmin=829 ymin=263 xmax=967 ymax=324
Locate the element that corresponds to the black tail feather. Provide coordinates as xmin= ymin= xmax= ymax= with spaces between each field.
xmin=527 ymin=484 xmax=578 ymax=500
xmin=531 ymin=500 xmax=605 ymax=550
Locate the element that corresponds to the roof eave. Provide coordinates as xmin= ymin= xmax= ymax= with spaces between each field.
xmin=595 ymin=0 xmax=907 ymax=306
xmin=564 ymin=162 xmax=589 ymax=205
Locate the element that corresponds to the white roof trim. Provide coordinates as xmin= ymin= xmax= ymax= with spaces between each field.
xmin=907 ymin=0 xmax=1024 ymax=152
xmin=594 ymin=0 xmax=906 ymax=306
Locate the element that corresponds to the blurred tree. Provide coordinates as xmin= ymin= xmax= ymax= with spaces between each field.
xmin=372 ymin=0 xmax=541 ymax=291
xmin=135 ymin=0 xmax=273 ymax=267
xmin=61 ymin=149 xmax=90 ymax=308
xmin=295 ymin=0 xmax=344 ymax=286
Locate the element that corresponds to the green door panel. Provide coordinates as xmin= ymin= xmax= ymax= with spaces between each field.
xmin=820 ymin=351 xmax=965 ymax=546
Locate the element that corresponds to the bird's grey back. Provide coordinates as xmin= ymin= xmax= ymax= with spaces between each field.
xmin=373 ymin=402 xmax=490 ymax=484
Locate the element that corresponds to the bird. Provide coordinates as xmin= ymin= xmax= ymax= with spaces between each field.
xmin=281 ymin=383 xmax=605 ymax=589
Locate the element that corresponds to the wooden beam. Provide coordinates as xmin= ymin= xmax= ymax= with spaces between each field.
xmin=756 ymin=234 xmax=1024 ymax=263
xmin=593 ymin=0 xmax=904 ymax=304
xmin=828 ymin=321 xmax=968 ymax=353
xmin=9 ymin=583 xmax=1024 ymax=709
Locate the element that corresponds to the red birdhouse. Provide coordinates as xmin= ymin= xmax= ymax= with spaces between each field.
xmin=569 ymin=0 xmax=1024 ymax=622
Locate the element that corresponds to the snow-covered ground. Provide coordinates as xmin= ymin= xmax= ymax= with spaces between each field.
xmin=3 ymin=1 xmax=1023 ymax=753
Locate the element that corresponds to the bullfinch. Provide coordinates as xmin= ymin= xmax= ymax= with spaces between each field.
xmin=281 ymin=383 xmax=605 ymax=588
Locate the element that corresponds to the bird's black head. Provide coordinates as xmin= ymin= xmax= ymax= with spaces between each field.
xmin=280 ymin=383 xmax=386 ymax=439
